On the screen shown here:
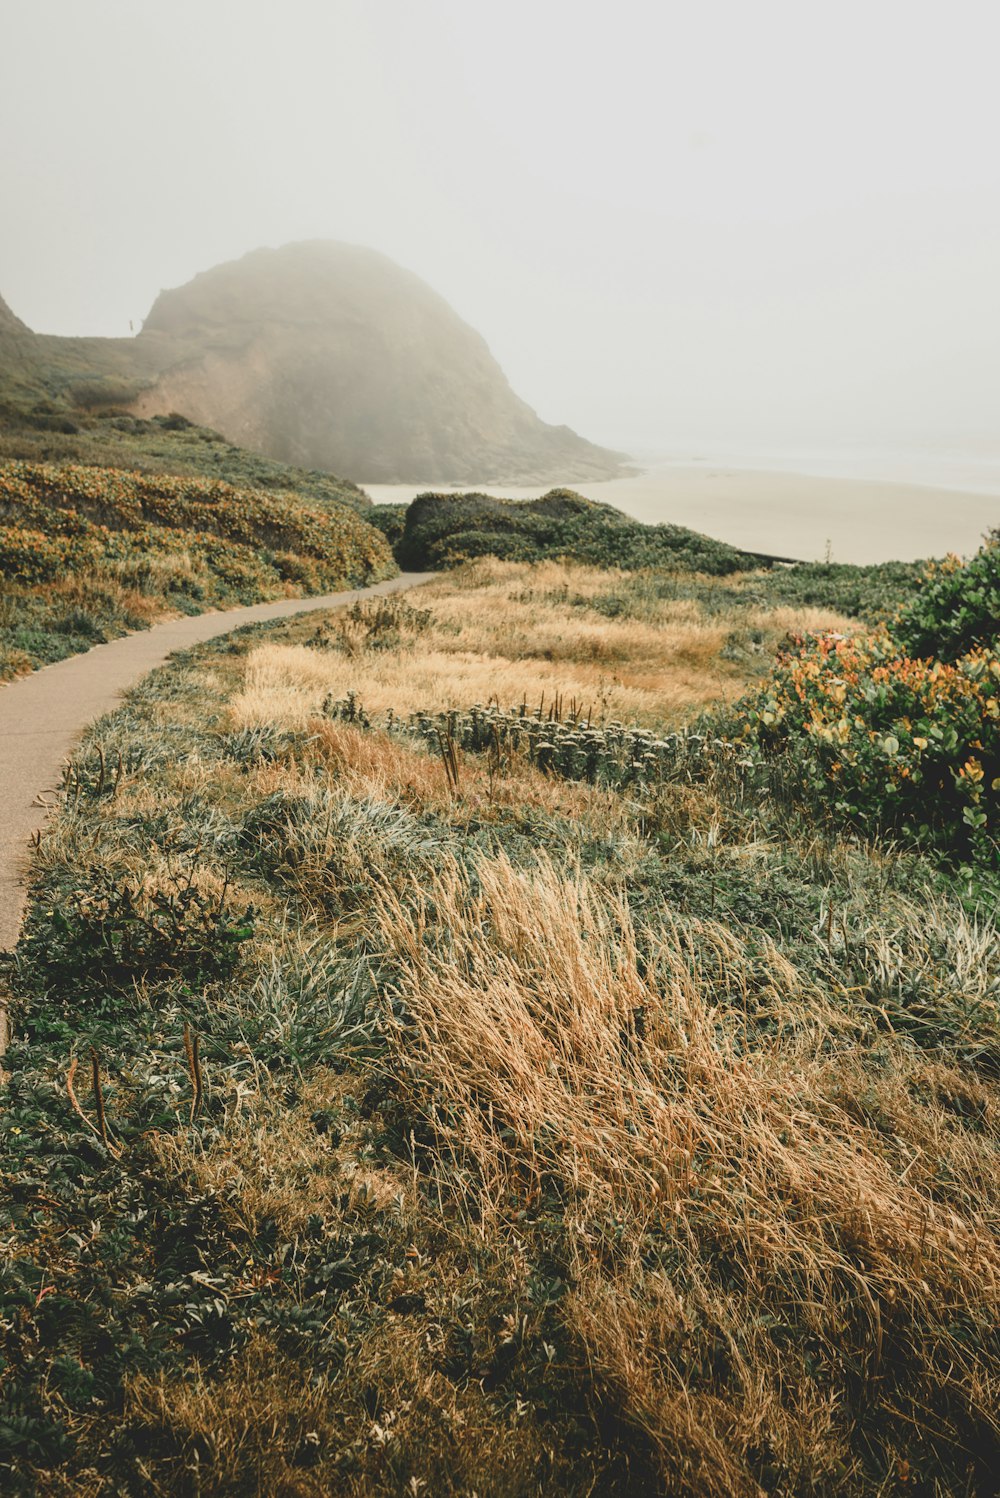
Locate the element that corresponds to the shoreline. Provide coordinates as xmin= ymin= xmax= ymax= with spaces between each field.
xmin=361 ymin=465 xmax=1000 ymax=565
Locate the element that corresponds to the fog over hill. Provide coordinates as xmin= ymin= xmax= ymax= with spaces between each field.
xmin=0 ymin=243 xmax=627 ymax=486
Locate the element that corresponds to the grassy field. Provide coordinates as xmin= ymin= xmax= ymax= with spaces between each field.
xmin=4 ymin=560 xmax=998 ymax=1496
xmin=0 ymin=461 xmax=395 ymax=679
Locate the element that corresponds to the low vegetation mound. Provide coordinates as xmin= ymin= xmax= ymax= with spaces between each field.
xmin=385 ymin=488 xmax=767 ymax=574
xmin=4 ymin=562 xmax=998 ymax=1495
xmin=0 ymin=461 xmax=395 ymax=678
xmin=739 ymin=534 xmax=1000 ymax=879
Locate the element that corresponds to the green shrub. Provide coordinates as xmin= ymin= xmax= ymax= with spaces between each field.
xmin=734 ymin=535 xmax=1000 ymax=872
xmin=395 ymin=489 xmax=764 ymax=574
xmin=895 ymin=534 xmax=1000 ymax=662
xmin=738 ymin=629 xmax=1000 ymax=868
xmin=20 ymin=870 xmax=255 ymax=1007
xmin=67 ymin=377 xmax=149 ymax=410
xmin=368 ymin=501 xmax=408 ymax=550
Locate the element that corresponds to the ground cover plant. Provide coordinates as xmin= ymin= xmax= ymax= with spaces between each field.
xmin=0 ymin=461 xmax=395 ymax=678
xmin=894 ymin=532 xmax=1000 ymax=662
xmin=3 ymin=561 xmax=999 ymax=1496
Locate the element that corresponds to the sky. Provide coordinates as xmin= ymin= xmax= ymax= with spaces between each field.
xmin=2 ymin=0 xmax=999 ymax=455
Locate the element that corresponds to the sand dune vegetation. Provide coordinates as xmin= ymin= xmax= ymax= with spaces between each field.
xmin=4 ymin=554 xmax=999 ymax=1496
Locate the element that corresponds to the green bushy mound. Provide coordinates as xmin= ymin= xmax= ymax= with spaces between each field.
xmin=393 ymin=488 xmax=764 ymax=574
xmin=368 ymin=501 xmax=408 ymax=552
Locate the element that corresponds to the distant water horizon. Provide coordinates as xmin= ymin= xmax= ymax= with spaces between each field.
xmin=611 ymin=440 xmax=1000 ymax=499
xmin=363 ymin=441 xmax=1000 ymax=565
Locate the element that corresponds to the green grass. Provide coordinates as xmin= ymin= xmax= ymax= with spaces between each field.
xmin=544 ymin=559 xmax=923 ymax=626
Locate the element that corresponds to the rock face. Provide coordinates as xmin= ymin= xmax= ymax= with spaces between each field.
xmin=128 ymin=242 xmax=626 ymax=484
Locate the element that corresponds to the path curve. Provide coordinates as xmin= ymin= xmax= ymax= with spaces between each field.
xmin=0 ymin=572 xmax=432 ymax=958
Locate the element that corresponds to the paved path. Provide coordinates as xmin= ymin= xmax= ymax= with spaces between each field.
xmin=0 ymin=573 xmax=432 ymax=961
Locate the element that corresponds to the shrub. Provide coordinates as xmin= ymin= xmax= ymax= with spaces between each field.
xmin=368 ymin=501 xmax=408 ymax=551
xmin=739 ymin=628 xmax=1000 ymax=865
xmin=395 ymin=489 xmax=764 ymax=574
xmin=736 ymin=535 xmax=1000 ymax=870
xmin=895 ymin=533 xmax=1000 ymax=662
xmin=20 ymin=869 xmax=255 ymax=1007
xmin=0 ymin=461 xmax=391 ymax=572
xmin=68 ymin=377 xmax=148 ymax=410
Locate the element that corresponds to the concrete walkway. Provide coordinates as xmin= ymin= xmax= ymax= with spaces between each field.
xmin=0 ymin=572 xmax=431 ymax=959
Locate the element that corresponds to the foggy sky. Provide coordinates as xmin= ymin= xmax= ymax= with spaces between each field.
xmin=2 ymin=0 xmax=999 ymax=453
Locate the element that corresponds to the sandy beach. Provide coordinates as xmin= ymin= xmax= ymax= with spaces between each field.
xmin=362 ymin=465 xmax=1000 ymax=566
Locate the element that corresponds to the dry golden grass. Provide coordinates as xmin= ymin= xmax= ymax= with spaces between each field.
xmin=302 ymin=717 xmax=636 ymax=832
xmin=229 ymin=559 xmax=853 ymax=731
xmin=150 ymin=1067 xmax=411 ymax=1236
xmin=122 ymin=1314 xmax=605 ymax=1498
xmin=374 ymin=852 xmax=1000 ymax=1495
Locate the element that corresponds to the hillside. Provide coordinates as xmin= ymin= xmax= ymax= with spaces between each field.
xmin=0 ymin=289 xmax=372 ymax=514
xmin=0 ymin=294 xmax=46 ymax=408
xmin=0 ymin=243 xmax=627 ymax=484
xmin=0 ymin=294 xmax=31 ymax=341
xmin=0 ymin=461 xmax=395 ymax=679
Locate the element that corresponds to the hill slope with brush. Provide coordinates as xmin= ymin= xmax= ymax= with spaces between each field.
xmin=0 ymin=411 xmax=373 ymax=515
xmin=0 ymin=461 xmax=395 ymax=678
